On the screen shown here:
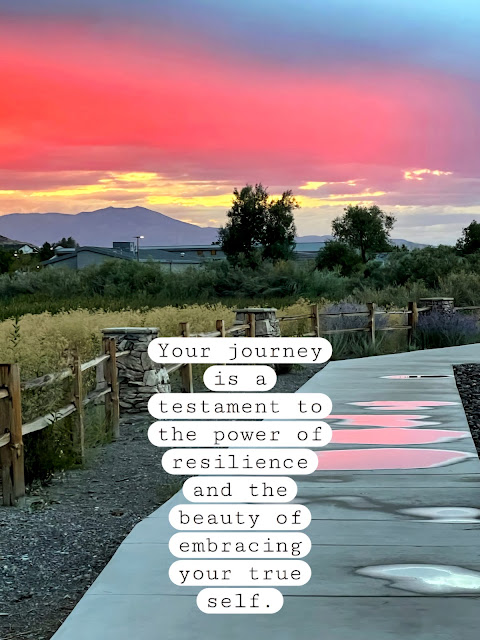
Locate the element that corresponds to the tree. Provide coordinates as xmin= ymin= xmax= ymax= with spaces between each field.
xmin=57 ymin=236 xmax=78 ymax=248
xmin=38 ymin=242 xmax=55 ymax=262
xmin=332 ymin=204 xmax=396 ymax=263
xmin=261 ymin=191 xmax=298 ymax=262
xmin=218 ymin=184 xmax=298 ymax=266
xmin=456 ymin=220 xmax=480 ymax=255
xmin=38 ymin=237 xmax=78 ymax=262
xmin=315 ymin=240 xmax=363 ymax=276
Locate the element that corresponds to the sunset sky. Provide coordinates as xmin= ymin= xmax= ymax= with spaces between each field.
xmin=1 ymin=1 xmax=480 ymax=243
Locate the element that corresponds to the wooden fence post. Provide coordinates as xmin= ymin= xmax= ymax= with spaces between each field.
xmin=103 ymin=337 xmax=120 ymax=440
xmin=408 ymin=301 xmax=418 ymax=346
xmin=179 ymin=322 xmax=194 ymax=392
xmin=367 ymin=302 xmax=376 ymax=347
xmin=0 ymin=364 xmax=25 ymax=506
xmin=216 ymin=319 xmax=226 ymax=338
xmin=247 ymin=313 xmax=256 ymax=338
xmin=311 ymin=303 xmax=320 ymax=337
xmin=216 ymin=319 xmax=226 ymax=366
xmin=72 ymin=350 xmax=85 ymax=464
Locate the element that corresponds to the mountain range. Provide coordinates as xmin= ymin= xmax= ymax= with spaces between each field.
xmin=0 ymin=206 xmax=427 ymax=249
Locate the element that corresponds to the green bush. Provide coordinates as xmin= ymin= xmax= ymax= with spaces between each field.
xmin=1 ymin=247 xmax=480 ymax=321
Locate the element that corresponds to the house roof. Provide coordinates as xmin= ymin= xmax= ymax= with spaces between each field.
xmin=141 ymin=244 xmax=220 ymax=251
xmin=41 ymin=246 xmax=134 ymax=265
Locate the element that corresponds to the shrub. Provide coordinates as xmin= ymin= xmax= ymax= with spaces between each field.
xmin=315 ymin=241 xmax=363 ymax=276
xmin=414 ymin=310 xmax=479 ymax=349
xmin=437 ymin=271 xmax=480 ymax=307
xmin=0 ymin=267 xmax=81 ymax=300
xmin=80 ymin=260 xmax=165 ymax=297
xmin=382 ymin=246 xmax=463 ymax=288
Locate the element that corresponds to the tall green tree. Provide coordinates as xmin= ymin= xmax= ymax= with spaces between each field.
xmin=261 ymin=190 xmax=298 ymax=262
xmin=456 ymin=220 xmax=480 ymax=255
xmin=332 ymin=204 xmax=396 ymax=263
xmin=218 ymin=184 xmax=298 ymax=266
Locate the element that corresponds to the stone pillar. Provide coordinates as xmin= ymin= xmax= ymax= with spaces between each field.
xmin=419 ymin=297 xmax=455 ymax=315
xmin=233 ymin=308 xmax=291 ymax=374
xmin=101 ymin=327 xmax=170 ymax=413
xmin=232 ymin=308 xmax=281 ymax=337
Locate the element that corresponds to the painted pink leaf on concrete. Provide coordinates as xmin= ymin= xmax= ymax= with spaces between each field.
xmin=316 ymin=448 xmax=474 ymax=470
xmin=328 ymin=415 xmax=439 ymax=428
xmin=331 ymin=428 xmax=469 ymax=445
xmin=349 ymin=400 xmax=458 ymax=410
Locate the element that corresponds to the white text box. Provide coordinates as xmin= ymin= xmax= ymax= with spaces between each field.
xmin=169 ymin=504 xmax=311 ymax=530
xmin=148 ymin=337 xmax=332 ymax=364
xmin=170 ymin=560 xmax=311 ymax=586
xmin=162 ymin=449 xmax=318 ymax=475
xmin=148 ymin=421 xmax=332 ymax=447
xmin=148 ymin=393 xmax=332 ymax=420
xmin=169 ymin=532 xmax=311 ymax=558
xmin=197 ymin=588 xmax=283 ymax=614
xmin=203 ymin=365 xmax=277 ymax=392
xmin=182 ymin=476 xmax=297 ymax=502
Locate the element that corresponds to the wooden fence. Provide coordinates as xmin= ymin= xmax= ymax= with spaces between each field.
xmin=0 ymin=317 xmax=256 ymax=506
xmin=0 ymin=338 xmax=129 ymax=506
xmin=278 ymin=301 xmax=422 ymax=347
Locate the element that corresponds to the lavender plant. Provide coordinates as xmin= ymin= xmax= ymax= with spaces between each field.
xmin=415 ymin=310 xmax=479 ymax=349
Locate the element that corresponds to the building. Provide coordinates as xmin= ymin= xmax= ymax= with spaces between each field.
xmin=41 ymin=245 xmax=207 ymax=271
xmin=135 ymin=244 xmax=224 ymax=262
xmin=41 ymin=241 xmax=324 ymax=270
xmin=41 ymin=246 xmax=134 ymax=269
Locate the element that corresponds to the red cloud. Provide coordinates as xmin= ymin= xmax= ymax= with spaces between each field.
xmin=1 ymin=19 xmax=478 ymax=184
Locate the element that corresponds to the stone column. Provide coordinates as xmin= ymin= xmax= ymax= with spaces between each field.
xmin=419 ymin=297 xmax=455 ymax=315
xmin=232 ymin=308 xmax=291 ymax=374
xmin=101 ymin=327 xmax=170 ymax=413
xmin=232 ymin=308 xmax=281 ymax=337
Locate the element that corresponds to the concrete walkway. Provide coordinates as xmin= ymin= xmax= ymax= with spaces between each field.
xmin=52 ymin=345 xmax=480 ymax=640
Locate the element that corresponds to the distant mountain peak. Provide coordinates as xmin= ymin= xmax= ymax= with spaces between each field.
xmin=0 ymin=206 xmax=219 ymax=246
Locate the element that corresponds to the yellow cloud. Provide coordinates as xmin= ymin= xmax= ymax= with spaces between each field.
xmin=107 ymin=172 xmax=159 ymax=183
xmin=326 ymin=190 xmax=386 ymax=200
xmin=148 ymin=194 xmax=234 ymax=207
xmin=299 ymin=179 xmax=358 ymax=190
xmin=299 ymin=181 xmax=328 ymax=190
xmin=404 ymin=168 xmax=453 ymax=181
xmin=296 ymin=190 xmax=386 ymax=207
